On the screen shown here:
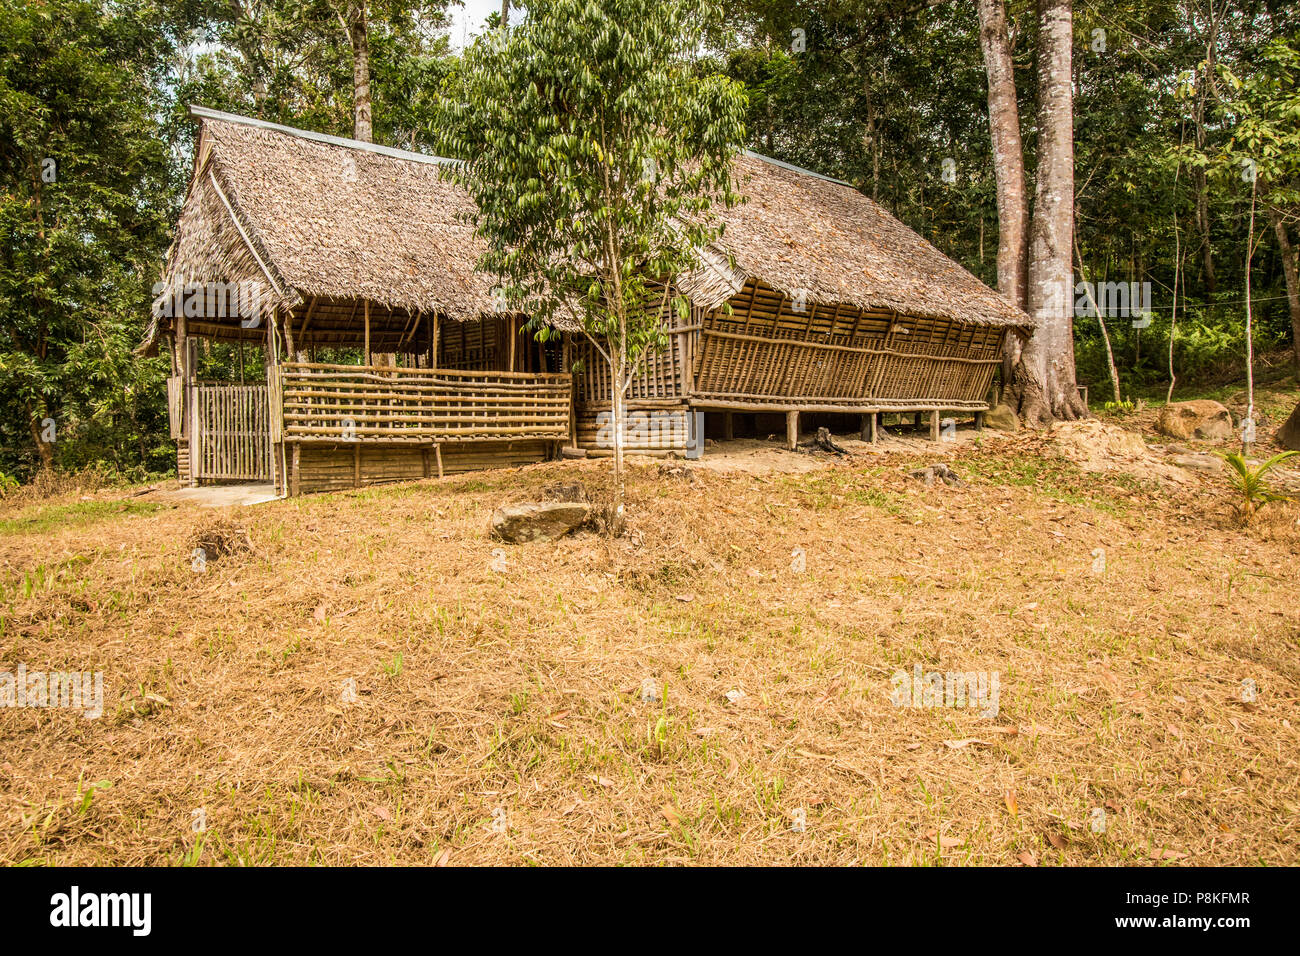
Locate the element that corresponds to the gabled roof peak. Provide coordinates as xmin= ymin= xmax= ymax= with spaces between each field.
xmin=189 ymin=105 xmax=456 ymax=168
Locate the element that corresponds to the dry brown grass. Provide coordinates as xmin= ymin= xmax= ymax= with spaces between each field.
xmin=1 ymin=426 xmax=1297 ymax=866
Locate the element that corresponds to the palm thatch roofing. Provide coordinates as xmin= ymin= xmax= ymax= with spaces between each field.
xmin=140 ymin=107 xmax=1028 ymax=355
xmin=677 ymin=152 xmax=1030 ymax=329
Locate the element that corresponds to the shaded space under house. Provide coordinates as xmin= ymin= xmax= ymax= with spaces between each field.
xmin=139 ymin=107 xmax=1033 ymax=495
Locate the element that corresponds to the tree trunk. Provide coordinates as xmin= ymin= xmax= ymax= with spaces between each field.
xmin=347 ymin=2 xmax=372 ymax=143
xmin=501 ymin=0 xmax=510 ymax=29
xmin=1015 ymin=0 xmax=1086 ymax=424
xmin=26 ymin=403 xmax=54 ymax=471
xmin=610 ymin=336 xmax=627 ymax=537
xmin=1268 ymin=206 xmax=1300 ymax=377
xmin=976 ymin=0 xmax=1030 ymax=388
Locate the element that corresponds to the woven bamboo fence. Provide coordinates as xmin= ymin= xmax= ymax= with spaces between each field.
xmin=190 ymin=384 xmax=273 ymax=481
xmin=280 ymin=363 xmax=571 ymax=443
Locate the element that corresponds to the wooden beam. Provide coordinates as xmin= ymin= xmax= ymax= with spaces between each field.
xmin=930 ymin=410 xmax=941 ymax=442
xmin=786 ymin=409 xmax=799 ymax=451
xmin=363 ymin=301 xmax=370 ymax=365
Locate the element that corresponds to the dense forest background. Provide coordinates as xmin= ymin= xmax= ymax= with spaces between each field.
xmin=2 ymin=0 xmax=1297 ymax=480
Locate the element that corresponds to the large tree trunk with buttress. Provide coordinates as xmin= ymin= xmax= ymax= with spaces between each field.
xmin=1268 ymin=207 xmax=1300 ymax=377
xmin=1012 ymin=0 xmax=1087 ymax=423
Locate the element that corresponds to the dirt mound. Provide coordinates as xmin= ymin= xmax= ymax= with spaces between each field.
xmin=1049 ymin=420 xmax=1189 ymax=483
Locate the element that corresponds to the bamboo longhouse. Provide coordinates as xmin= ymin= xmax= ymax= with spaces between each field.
xmin=569 ymin=153 xmax=1033 ymax=455
xmin=139 ymin=107 xmax=1033 ymax=494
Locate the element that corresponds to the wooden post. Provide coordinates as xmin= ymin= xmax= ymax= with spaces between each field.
xmin=353 ymin=443 xmax=361 ymax=488
xmin=914 ymin=411 xmax=924 ymax=431
xmin=422 ymin=446 xmax=431 ymax=479
xmin=431 ymin=313 xmax=439 ymax=370
xmin=290 ymin=442 xmax=301 ymax=497
xmin=862 ymin=412 xmax=878 ymax=444
xmin=975 ymin=411 xmax=985 ymax=431
xmin=930 ymin=410 xmax=940 ymax=442
xmin=786 ymin=410 xmax=799 ymax=451
xmin=434 ymin=443 xmax=444 ymax=479
xmin=723 ymin=412 xmax=734 ymax=441
xmin=363 ymin=300 xmax=370 ymax=366
xmin=509 ymin=315 xmax=517 ymax=372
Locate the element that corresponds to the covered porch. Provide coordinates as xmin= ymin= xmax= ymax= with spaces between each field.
xmin=164 ymin=299 xmax=571 ymax=496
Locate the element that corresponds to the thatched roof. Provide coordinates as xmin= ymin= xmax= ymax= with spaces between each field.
xmin=141 ymin=108 xmax=1027 ymax=355
xmin=172 ymin=107 xmax=503 ymax=317
xmin=678 ymin=152 xmax=1030 ymax=328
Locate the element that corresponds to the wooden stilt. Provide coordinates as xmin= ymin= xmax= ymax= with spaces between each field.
xmin=421 ymin=446 xmax=431 ymax=479
xmin=975 ymin=411 xmax=985 ymax=431
xmin=353 ymin=443 xmax=361 ymax=487
xmin=290 ymin=442 xmax=301 ymax=497
xmin=867 ymin=413 xmax=878 ymax=444
xmin=363 ymin=301 xmax=370 ymax=366
xmin=434 ymin=443 xmax=444 ymax=479
xmin=723 ymin=412 xmax=734 ymax=441
xmin=930 ymin=410 xmax=941 ymax=441
xmin=786 ymin=410 xmax=799 ymax=451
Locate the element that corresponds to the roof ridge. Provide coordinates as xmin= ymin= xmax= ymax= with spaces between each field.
xmin=740 ymin=150 xmax=853 ymax=188
xmin=190 ymin=105 xmax=458 ymax=168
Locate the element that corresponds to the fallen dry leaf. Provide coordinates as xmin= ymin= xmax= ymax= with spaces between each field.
xmin=924 ymin=828 xmax=964 ymax=849
xmin=1017 ymin=850 xmax=1038 ymax=867
xmin=1004 ymin=789 xmax=1018 ymax=817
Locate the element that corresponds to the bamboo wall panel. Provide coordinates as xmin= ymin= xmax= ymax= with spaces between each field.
xmin=280 ymin=363 xmax=572 ymax=443
xmin=438 ymin=317 xmax=504 ymax=370
xmin=572 ymin=335 xmax=686 ymax=405
xmin=190 ymin=384 xmax=273 ymax=481
xmin=690 ymin=279 xmax=1006 ymax=410
xmin=574 ymin=406 xmax=691 ymax=453
xmin=294 ymin=440 xmax=551 ymax=493
xmin=166 ymin=375 xmax=185 ymax=439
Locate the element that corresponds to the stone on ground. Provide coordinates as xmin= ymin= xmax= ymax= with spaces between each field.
xmin=983 ymin=404 xmax=1020 ymax=432
xmin=491 ymin=501 xmax=590 ymax=543
xmin=1156 ymin=400 xmax=1234 ymax=441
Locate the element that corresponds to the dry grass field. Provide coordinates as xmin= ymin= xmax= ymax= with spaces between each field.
xmin=2 ymin=401 xmax=1298 ymax=866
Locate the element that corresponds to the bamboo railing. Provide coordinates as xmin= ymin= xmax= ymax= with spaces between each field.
xmin=279 ymin=363 xmax=572 ymax=443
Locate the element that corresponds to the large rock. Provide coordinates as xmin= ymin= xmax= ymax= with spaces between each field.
xmin=1156 ymin=400 xmax=1234 ymax=441
xmin=490 ymin=501 xmax=589 ymax=543
xmin=983 ymin=404 xmax=1020 ymax=432
xmin=1278 ymin=401 xmax=1300 ymax=451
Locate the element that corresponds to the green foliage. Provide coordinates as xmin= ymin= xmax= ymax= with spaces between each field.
xmin=435 ymin=0 xmax=746 ymax=349
xmin=0 ymin=0 xmax=180 ymax=478
xmin=1220 ymin=450 xmax=1299 ymax=522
